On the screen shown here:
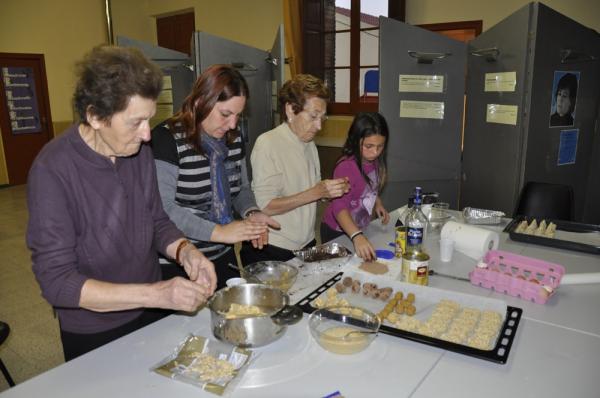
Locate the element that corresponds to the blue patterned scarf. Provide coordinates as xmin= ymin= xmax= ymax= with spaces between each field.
xmin=200 ymin=133 xmax=233 ymax=224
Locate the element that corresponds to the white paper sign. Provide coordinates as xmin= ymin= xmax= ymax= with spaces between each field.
xmin=399 ymin=75 xmax=444 ymax=93
xmin=486 ymin=104 xmax=518 ymax=125
xmin=484 ymin=72 xmax=517 ymax=92
xmin=400 ymin=100 xmax=445 ymax=119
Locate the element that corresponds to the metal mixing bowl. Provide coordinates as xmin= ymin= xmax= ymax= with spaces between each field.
xmin=208 ymin=284 xmax=302 ymax=347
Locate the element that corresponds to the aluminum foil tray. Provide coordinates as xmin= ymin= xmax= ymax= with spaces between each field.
xmin=463 ymin=207 xmax=505 ymax=225
xmin=293 ymin=242 xmax=351 ymax=262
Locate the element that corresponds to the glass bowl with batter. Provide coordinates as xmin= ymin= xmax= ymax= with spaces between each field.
xmin=241 ymin=261 xmax=298 ymax=293
xmin=308 ymin=305 xmax=380 ymax=355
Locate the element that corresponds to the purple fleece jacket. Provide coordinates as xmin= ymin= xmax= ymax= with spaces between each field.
xmin=26 ymin=125 xmax=183 ymax=333
xmin=322 ymin=156 xmax=379 ymax=231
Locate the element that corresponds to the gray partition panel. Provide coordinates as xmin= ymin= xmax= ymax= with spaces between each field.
xmin=192 ymin=32 xmax=271 ymax=158
xmin=379 ymin=17 xmax=466 ymax=210
xmin=462 ymin=3 xmax=600 ymax=221
xmin=270 ymin=24 xmax=285 ymax=127
xmin=525 ymin=4 xmax=600 ymax=222
xmin=270 ymin=24 xmax=285 ymax=95
xmin=116 ymin=36 xmax=190 ymax=68
xmin=460 ymin=3 xmax=534 ymax=215
xmin=116 ymin=36 xmax=194 ymax=119
xmin=586 ymin=101 xmax=600 ymax=224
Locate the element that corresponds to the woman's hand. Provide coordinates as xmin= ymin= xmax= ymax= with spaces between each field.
xmin=374 ymin=199 xmax=390 ymax=224
xmin=211 ymin=219 xmax=269 ymax=244
xmin=315 ymin=177 xmax=350 ymax=200
xmin=246 ymin=211 xmax=281 ymax=249
xmin=352 ymin=234 xmax=376 ymax=261
xmin=179 ymin=245 xmax=217 ymax=294
xmin=154 ymin=277 xmax=213 ymax=312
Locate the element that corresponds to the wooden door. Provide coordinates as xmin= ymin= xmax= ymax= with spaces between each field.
xmin=0 ymin=53 xmax=53 ymax=185
xmin=156 ymin=12 xmax=195 ymax=56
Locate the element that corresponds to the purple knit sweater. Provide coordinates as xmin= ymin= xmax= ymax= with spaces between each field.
xmin=26 ymin=125 xmax=183 ymax=333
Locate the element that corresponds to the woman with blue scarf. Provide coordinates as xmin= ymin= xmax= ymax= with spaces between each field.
xmin=152 ymin=65 xmax=279 ymax=289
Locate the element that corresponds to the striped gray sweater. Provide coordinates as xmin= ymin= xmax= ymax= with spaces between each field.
xmin=151 ymin=122 xmax=258 ymax=263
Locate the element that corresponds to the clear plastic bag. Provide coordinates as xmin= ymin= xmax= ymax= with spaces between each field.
xmin=151 ymin=334 xmax=252 ymax=396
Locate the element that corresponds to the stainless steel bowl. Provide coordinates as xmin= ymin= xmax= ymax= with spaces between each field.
xmin=207 ymin=284 xmax=302 ymax=348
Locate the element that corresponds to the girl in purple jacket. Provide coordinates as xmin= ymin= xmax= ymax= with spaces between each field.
xmin=321 ymin=112 xmax=390 ymax=260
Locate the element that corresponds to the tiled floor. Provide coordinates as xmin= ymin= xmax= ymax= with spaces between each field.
xmin=0 ymin=185 xmax=64 ymax=392
xmin=0 ymin=184 xmax=327 ymax=392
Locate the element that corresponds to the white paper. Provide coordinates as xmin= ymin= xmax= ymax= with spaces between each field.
xmin=441 ymin=221 xmax=499 ymax=260
xmin=484 ymin=72 xmax=517 ymax=92
xmin=486 ymin=104 xmax=518 ymax=125
xmin=399 ymin=74 xmax=444 ymax=93
xmin=310 ymin=270 xmax=507 ymax=350
xmin=400 ymin=100 xmax=444 ymax=119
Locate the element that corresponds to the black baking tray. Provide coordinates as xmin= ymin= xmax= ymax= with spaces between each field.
xmin=297 ymin=273 xmax=522 ymax=364
xmin=504 ymin=215 xmax=600 ymax=255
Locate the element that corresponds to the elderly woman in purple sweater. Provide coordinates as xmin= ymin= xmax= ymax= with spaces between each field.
xmin=26 ymin=46 xmax=216 ymax=361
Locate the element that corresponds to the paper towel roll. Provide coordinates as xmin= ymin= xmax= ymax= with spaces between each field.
xmin=441 ymin=221 xmax=499 ymax=260
xmin=560 ymin=273 xmax=600 ymax=285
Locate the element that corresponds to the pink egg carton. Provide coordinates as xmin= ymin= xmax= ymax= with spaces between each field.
xmin=469 ymin=250 xmax=565 ymax=304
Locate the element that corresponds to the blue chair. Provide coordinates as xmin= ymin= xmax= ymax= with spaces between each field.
xmin=361 ymin=70 xmax=379 ymax=101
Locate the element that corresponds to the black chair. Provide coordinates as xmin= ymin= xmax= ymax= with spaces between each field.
xmin=0 ymin=321 xmax=15 ymax=387
xmin=514 ymin=182 xmax=574 ymax=221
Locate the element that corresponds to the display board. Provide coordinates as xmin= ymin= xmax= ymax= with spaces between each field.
xmin=460 ymin=3 xmax=600 ymax=222
xmin=379 ymin=16 xmax=466 ymax=210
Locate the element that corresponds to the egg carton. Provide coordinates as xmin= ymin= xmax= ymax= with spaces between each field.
xmin=469 ymin=250 xmax=565 ymax=304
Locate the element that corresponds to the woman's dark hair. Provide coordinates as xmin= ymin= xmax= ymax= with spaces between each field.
xmin=169 ymin=64 xmax=249 ymax=154
xmin=341 ymin=112 xmax=389 ymax=192
xmin=556 ymin=73 xmax=578 ymax=112
xmin=73 ymin=45 xmax=163 ymax=125
xmin=278 ymin=74 xmax=329 ymax=121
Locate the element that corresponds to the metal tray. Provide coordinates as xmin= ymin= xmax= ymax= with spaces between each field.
xmin=297 ymin=273 xmax=522 ymax=364
xmin=463 ymin=207 xmax=506 ymax=225
xmin=293 ymin=242 xmax=351 ymax=262
xmin=504 ymin=216 xmax=600 ymax=255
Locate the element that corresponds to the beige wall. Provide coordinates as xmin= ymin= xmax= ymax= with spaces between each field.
xmin=111 ymin=0 xmax=283 ymax=53
xmin=0 ymin=0 xmax=108 ymax=184
xmin=0 ymin=0 xmax=284 ymax=185
xmin=405 ymin=0 xmax=600 ymax=33
xmin=0 ymin=0 xmax=107 ymax=124
xmin=111 ymin=0 xmax=155 ymax=44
